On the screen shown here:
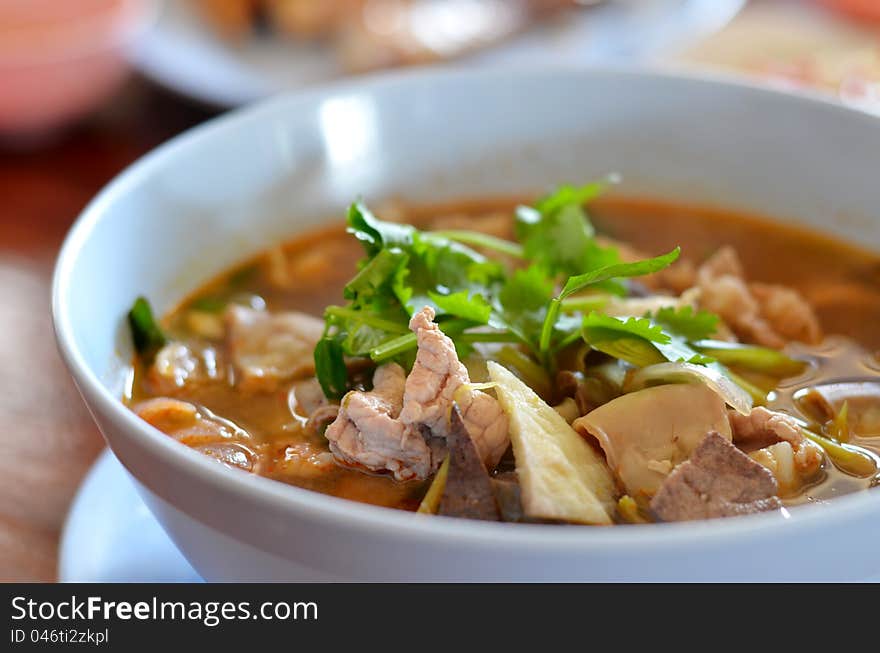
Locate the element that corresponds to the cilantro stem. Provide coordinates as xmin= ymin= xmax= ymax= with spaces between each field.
xmin=539 ymin=298 xmax=562 ymax=356
xmin=538 ymin=249 xmax=680 ymax=359
xmin=460 ymin=331 xmax=520 ymax=344
xmin=371 ymin=326 xmax=520 ymax=363
xmin=371 ymin=333 xmax=416 ymax=362
xmin=554 ymin=329 xmax=584 ymax=353
xmin=324 ymin=306 xmax=409 ymax=334
xmin=430 ymin=231 xmax=525 ymax=258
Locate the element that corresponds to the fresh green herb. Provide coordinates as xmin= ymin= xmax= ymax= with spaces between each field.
xmin=581 ymin=313 xmax=669 ymax=368
xmin=651 ymin=306 xmax=720 ymax=341
xmin=515 ymin=182 xmax=621 ymax=280
xmin=128 ymin=297 xmax=166 ymax=358
xmin=428 ymin=290 xmax=492 ymax=324
xmin=430 ymin=230 xmax=524 ymax=258
xmin=315 ymin=184 xmax=688 ymax=399
xmin=691 ymin=340 xmax=807 ymax=377
xmin=801 ymin=426 xmax=876 ymax=477
xmin=538 ymin=248 xmax=681 ymax=357
xmin=314 ymin=337 xmax=348 ymax=400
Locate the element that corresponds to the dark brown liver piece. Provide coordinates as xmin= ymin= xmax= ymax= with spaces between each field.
xmin=438 ymin=406 xmax=501 ymax=521
xmin=651 ymin=431 xmax=783 ymax=522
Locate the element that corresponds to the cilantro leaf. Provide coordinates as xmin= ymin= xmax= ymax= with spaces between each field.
xmin=558 ymin=248 xmax=681 ymax=300
xmin=515 ymin=181 xmax=619 ymax=278
xmin=580 ymin=312 xmax=719 ymax=370
xmin=534 ymin=182 xmax=606 ymax=217
xmin=651 ymin=306 xmax=720 ymax=341
xmin=314 ymin=336 xmax=348 ymax=400
xmin=347 ymin=202 xmax=413 ymax=255
xmin=344 ymin=248 xmax=408 ymax=305
xmin=494 ymin=265 xmax=555 ymax=348
xmin=428 ymin=290 xmax=492 ymax=324
xmin=538 ymin=248 xmax=681 ymax=355
xmin=582 ymin=313 xmax=671 ymax=344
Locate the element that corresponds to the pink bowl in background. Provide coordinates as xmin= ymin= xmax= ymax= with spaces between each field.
xmin=0 ymin=0 xmax=157 ymax=136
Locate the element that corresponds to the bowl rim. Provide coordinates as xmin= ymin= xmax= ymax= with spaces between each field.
xmin=52 ymin=65 xmax=880 ymax=552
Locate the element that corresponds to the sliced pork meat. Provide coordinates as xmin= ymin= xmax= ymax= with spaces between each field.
xmin=146 ymin=342 xmax=225 ymax=395
xmin=324 ymin=307 xmax=509 ymax=481
xmin=288 ymin=378 xmax=340 ymax=435
xmin=696 ymin=247 xmax=785 ymax=348
xmin=650 ymin=431 xmax=783 ymax=522
xmin=225 ymin=306 xmax=324 ymax=392
xmin=325 ymin=363 xmax=436 ymax=481
xmin=729 ymin=407 xmax=824 ymax=494
xmin=695 ymin=247 xmax=822 ymax=348
xmin=750 ymin=283 xmax=822 ymax=345
xmin=573 ymin=383 xmax=732 ymax=500
xmin=400 ymin=307 xmax=509 ymax=469
xmin=132 ymin=397 xmax=257 ymax=471
xmin=438 ymin=406 xmax=501 ymax=521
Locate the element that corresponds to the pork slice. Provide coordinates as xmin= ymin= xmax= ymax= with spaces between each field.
xmin=225 ymin=306 xmax=324 ymax=393
xmin=729 ymin=407 xmax=824 ymax=492
xmin=696 ymin=249 xmax=784 ymax=348
xmin=749 ymin=283 xmax=822 ymax=345
xmin=695 ymin=247 xmax=822 ymax=348
xmin=325 ymin=363 xmax=435 ymax=481
xmin=650 ymin=431 xmax=783 ymax=522
xmin=132 ymin=397 xmax=257 ymax=471
xmin=438 ymin=406 xmax=501 ymax=521
xmin=146 ymin=342 xmax=225 ymax=395
xmin=400 ymin=306 xmax=509 ymax=469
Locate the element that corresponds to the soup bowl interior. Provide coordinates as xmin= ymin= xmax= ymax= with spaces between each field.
xmin=53 ymin=68 xmax=880 ymax=581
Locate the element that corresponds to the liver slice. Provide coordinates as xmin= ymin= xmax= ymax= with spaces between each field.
xmin=651 ymin=431 xmax=783 ymax=522
xmin=438 ymin=406 xmax=501 ymax=521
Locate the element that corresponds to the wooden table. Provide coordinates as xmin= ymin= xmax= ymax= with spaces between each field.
xmin=0 ymin=81 xmax=215 ymax=581
xmin=1 ymin=0 xmax=876 ymax=583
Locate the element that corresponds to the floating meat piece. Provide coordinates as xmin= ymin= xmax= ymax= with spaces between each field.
xmin=225 ymin=306 xmax=324 ymax=393
xmin=325 ymin=307 xmax=509 ymax=480
xmin=651 ymin=431 xmax=783 ymax=522
xmin=146 ymin=342 xmax=225 ymax=395
xmin=438 ymin=406 xmax=501 ymax=521
xmin=750 ymin=283 xmax=822 ymax=345
xmin=574 ymin=383 xmax=732 ymax=500
xmin=132 ymin=397 xmax=257 ymax=471
xmin=729 ymin=407 xmax=823 ymax=494
xmin=325 ymin=363 xmax=436 ymax=481
xmin=695 ymin=247 xmax=822 ymax=348
xmin=401 ymin=306 xmax=509 ymax=469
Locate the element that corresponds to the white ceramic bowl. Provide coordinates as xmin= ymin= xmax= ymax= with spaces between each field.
xmin=53 ymin=68 xmax=880 ymax=581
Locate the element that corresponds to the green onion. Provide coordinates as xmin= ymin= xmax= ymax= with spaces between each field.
xmin=128 ymin=297 xmax=166 ymax=358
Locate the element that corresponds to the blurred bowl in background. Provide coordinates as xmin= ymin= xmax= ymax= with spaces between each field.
xmin=818 ymin=0 xmax=880 ymax=23
xmin=0 ymin=0 xmax=157 ymax=137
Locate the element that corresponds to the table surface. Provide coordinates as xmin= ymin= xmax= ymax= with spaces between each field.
xmin=0 ymin=85 xmax=215 ymax=581
xmin=1 ymin=0 xmax=877 ymax=582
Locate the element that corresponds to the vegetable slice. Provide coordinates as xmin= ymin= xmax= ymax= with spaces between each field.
xmin=624 ymin=362 xmax=753 ymax=415
xmin=128 ymin=297 xmax=166 ymax=357
xmin=417 ymin=456 xmax=450 ymax=515
xmin=487 ymin=361 xmax=616 ymax=524
xmin=691 ymin=340 xmax=807 ymax=377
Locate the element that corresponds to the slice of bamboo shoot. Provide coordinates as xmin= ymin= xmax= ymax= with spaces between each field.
xmin=487 ymin=362 xmax=616 ymax=524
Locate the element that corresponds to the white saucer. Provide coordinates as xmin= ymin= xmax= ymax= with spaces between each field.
xmin=134 ymin=0 xmax=746 ymax=107
xmin=59 ymin=449 xmax=202 ymax=583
